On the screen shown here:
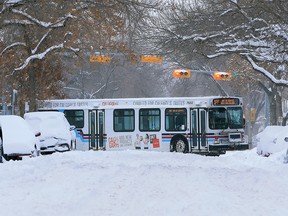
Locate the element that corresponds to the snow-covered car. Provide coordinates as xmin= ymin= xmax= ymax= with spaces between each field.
xmin=256 ymin=126 xmax=288 ymax=156
xmin=0 ymin=115 xmax=39 ymax=161
xmin=24 ymin=111 xmax=76 ymax=154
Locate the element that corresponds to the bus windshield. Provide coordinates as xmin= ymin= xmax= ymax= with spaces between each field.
xmin=227 ymin=107 xmax=244 ymax=129
xmin=209 ymin=107 xmax=243 ymax=129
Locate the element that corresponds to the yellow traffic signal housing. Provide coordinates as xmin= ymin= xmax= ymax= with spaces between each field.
xmin=213 ymin=71 xmax=232 ymax=81
xmin=173 ymin=69 xmax=191 ymax=78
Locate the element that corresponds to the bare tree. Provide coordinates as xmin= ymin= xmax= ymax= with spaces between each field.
xmin=0 ymin=0 xmax=78 ymax=112
xmin=1 ymin=0 xmax=162 ymax=112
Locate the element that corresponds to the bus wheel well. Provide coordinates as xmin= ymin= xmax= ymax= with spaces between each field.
xmin=170 ymin=134 xmax=189 ymax=153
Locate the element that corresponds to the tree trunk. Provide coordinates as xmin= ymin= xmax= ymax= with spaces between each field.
xmin=269 ymin=85 xmax=283 ymax=125
xmin=258 ymin=81 xmax=283 ymax=125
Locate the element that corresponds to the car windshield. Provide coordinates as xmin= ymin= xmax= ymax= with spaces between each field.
xmin=209 ymin=107 xmax=243 ymax=129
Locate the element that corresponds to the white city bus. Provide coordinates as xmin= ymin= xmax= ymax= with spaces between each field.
xmin=38 ymin=96 xmax=248 ymax=155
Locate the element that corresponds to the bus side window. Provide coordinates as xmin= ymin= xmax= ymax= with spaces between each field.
xmin=139 ymin=109 xmax=160 ymax=131
xmin=176 ymin=115 xmax=185 ymax=130
xmin=64 ymin=110 xmax=84 ymax=129
xmin=114 ymin=109 xmax=135 ymax=132
xmin=165 ymin=108 xmax=187 ymax=131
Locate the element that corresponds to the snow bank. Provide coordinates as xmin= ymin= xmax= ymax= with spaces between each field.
xmin=256 ymin=126 xmax=288 ymax=156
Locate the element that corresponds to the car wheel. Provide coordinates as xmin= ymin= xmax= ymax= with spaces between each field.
xmin=70 ymin=140 xmax=76 ymax=150
xmin=0 ymin=144 xmax=8 ymax=162
xmin=0 ymin=144 xmax=3 ymax=163
xmin=32 ymin=145 xmax=40 ymax=157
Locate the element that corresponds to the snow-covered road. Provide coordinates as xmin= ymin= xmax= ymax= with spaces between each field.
xmin=0 ymin=149 xmax=287 ymax=216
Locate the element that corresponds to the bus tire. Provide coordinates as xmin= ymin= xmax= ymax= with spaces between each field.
xmin=172 ymin=138 xmax=188 ymax=153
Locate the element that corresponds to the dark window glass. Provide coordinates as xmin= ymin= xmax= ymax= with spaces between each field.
xmin=165 ymin=108 xmax=187 ymax=131
xmin=64 ymin=110 xmax=84 ymax=128
xmin=208 ymin=108 xmax=228 ymax=129
xmin=114 ymin=109 xmax=135 ymax=132
xmin=139 ymin=109 xmax=160 ymax=131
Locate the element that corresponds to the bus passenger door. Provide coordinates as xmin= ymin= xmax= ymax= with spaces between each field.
xmin=190 ymin=109 xmax=207 ymax=152
xmin=89 ymin=110 xmax=97 ymax=150
xmin=97 ymin=110 xmax=105 ymax=150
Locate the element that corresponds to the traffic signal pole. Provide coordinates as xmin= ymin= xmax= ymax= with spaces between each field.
xmin=247 ymin=83 xmax=253 ymax=149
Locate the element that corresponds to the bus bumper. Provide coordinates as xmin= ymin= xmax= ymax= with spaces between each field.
xmin=209 ymin=143 xmax=249 ymax=152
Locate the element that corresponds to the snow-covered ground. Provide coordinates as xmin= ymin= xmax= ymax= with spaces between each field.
xmin=0 ymin=149 xmax=287 ymax=216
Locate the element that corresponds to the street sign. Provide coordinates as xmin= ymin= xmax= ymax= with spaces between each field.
xmin=141 ymin=55 xmax=162 ymax=63
xmin=245 ymin=108 xmax=256 ymax=123
xmin=90 ymin=55 xmax=111 ymax=63
xmin=251 ymin=108 xmax=256 ymax=122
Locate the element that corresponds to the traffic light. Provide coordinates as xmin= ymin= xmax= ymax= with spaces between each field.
xmin=213 ymin=71 xmax=232 ymax=81
xmin=173 ymin=69 xmax=191 ymax=78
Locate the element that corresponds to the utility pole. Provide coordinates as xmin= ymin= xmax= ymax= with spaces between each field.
xmin=247 ymin=83 xmax=253 ymax=149
xmin=11 ymin=89 xmax=17 ymax=115
xmin=1 ymin=69 xmax=6 ymax=115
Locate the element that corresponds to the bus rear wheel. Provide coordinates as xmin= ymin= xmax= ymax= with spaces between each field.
xmin=172 ymin=138 xmax=188 ymax=153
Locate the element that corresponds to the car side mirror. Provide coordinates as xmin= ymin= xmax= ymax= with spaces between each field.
xmin=70 ymin=125 xmax=76 ymax=131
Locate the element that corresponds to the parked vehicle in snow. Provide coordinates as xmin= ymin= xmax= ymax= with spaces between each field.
xmin=0 ymin=115 xmax=39 ymax=161
xmin=24 ymin=111 xmax=76 ymax=154
xmin=256 ymin=126 xmax=288 ymax=156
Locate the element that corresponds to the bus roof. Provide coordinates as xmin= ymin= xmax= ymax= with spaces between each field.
xmin=38 ymin=96 xmax=243 ymax=110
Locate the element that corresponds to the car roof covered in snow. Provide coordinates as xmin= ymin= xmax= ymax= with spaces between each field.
xmin=24 ymin=111 xmax=65 ymax=119
xmin=24 ymin=111 xmax=71 ymax=140
xmin=0 ymin=115 xmax=36 ymax=155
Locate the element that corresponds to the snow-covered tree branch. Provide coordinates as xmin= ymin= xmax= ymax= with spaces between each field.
xmin=10 ymin=9 xmax=75 ymax=28
xmin=0 ymin=42 xmax=26 ymax=55
xmin=14 ymin=43 xmax=64 ymax=71
xmin=153 ymin=0 xmax=288 ymax=86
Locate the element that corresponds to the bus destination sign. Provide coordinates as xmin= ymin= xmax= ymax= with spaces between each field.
xmin=213 ymin=98 xmax=240 ymax=106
